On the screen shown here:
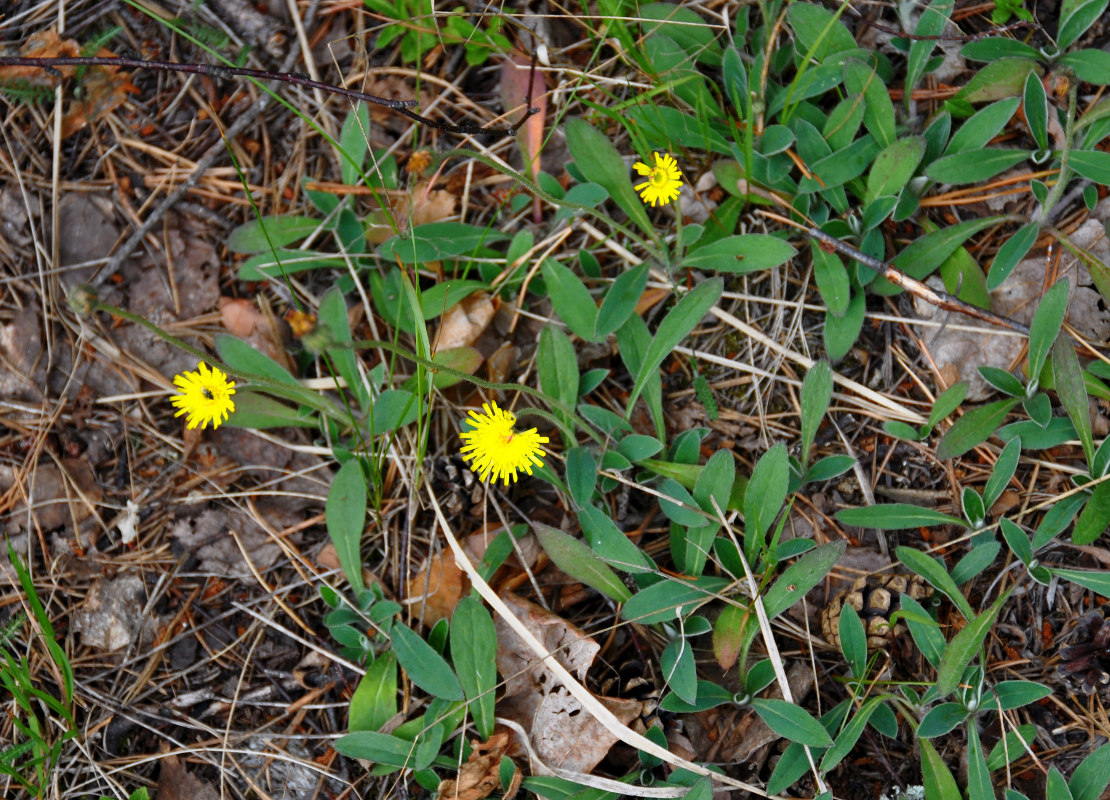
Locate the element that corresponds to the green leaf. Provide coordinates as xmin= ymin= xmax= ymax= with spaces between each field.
xmin=1048 ymin=566 xmax=1110 ymax=595
xmin=391 ymin=624 xmax=464 ymax=701
xmin=622 ymin=576 xmax=730 ymax=625
xmin=936 ymin=587 xmax=1013 ymax=698
xmin=533 ymin=522 xmax=631 ymax=603
xmin=681 ymin=234 xmax=796 ymax=274
xmin=900 ymin=594 xmax=946 ymax=668
xmin=1060 ymin=50 xmax=1110 ymax=85
xmin=920 ymin=738 xmax=962 ymax=800
xmin=542 ymin=260 xmax=598 ymax=342
xmin=988 ymin=221 xmax=1039 ymax=290
xmin=378 ymin=222 xmax=509 ymax=264
xmin=451 ymin=597 xmax=498 ymax=739
xmin=743 ymin=443 xmax=789 ymax=560
xmin=818 ymin=696 xmax=883 ymax=771
xmin=954 ymin=58 xmax=1040 ymax=106
xmin=1023 ymin=72 xmax=1049 ymax=151
xmin=227 ymin=215 xmax=322 ymax=253
xmin=939 ymin=238 xmax=991 ymax=311
xmin=961 ymin=39 xmax=1041 ymax=61
xmin=750 ymin=699 xmax=832 ymax=747
xmin=327 ymin=460 xmax=367 ymax=594
xmin=640 ymin=3 xmax=724 ymax=65
xmin=236 ymin=248 xmax=350 ymax=281
xmin=1069 ymin=741 xmax=1110 ymax=800
xmin=786 ymin=2 xmax=857 ymax=58
xmin=992 ymin=680 xmax=1052 ymax=710
xmin=836 ymin=503 xmax=967 ymax=530
xmin=1053 ymin=336 xmax=1095 ymax=466
xmin=967 ymin=724 xmax=993 ymax=800
xmin=579 ymin=504 xmax=655 ymax=574
xmin=626 ymin=279 xmax=723 ymax=414
xmin=712 ymin=604 xmax=745 ymax=671
xmin=936 ymin=398 xmax=1021 ymax=460
xmin=618 ymin=314 xmax=665 ymax=438
xmin=334 ymin=731 xmax=419 ymax=769
xmin=216 ymin=334 xmax=300 ymax=387
xmin=929 ymin=382 xmax=970 ymax=428
xmin=1001 ymin=517 xmax=1034 ymax=566
xmin=660 ymin=638 xmax=698 ymax=705
xmin=956 ymin=539 xmax=1001 ymax=585
xmin=945 ymin=97 xmax=1022 ymax=154
xmin=349 ymin=652 xmax=397 ymax=732
xmin=897 ymin=545 xmax=975 ymax=621
xmin=987 ymin=725 xmax=1036 ymax=771
xmin=338 ymin=101 xmax=370 ymax=185
xmin=865 ymin=136 xmax=925 ymax=205
xmin=767 ymin=701 xmax=850 ymax=794
xmin=370 ymin=390 xmax=421 ymax=434
xmin=824 ymin=289 xmax=866 ymax=359
xmin=906 ymin=0 xmax=953 ymax=103
xmin=761 ymin=541 xmax=848 ymax=620
xmin=844 ymin=59 xmax=895 ymax=147
xmin=839 ymin=604 xmax=867 ymax=681
xmin=810 ymin=244 xmax=850 ymax=316
xmin=1028 ymin=280 xmax=1069 ymax=384
xmin=891 ymin=216 xmax=1002 ymax=281
xmin=659 ymin=478 xmax=707 ymax=526
xmin=565 ymin=447 xmax=597 ymax=509
xmin=537 ymin=324 xmax=580 ymax=434
xmin=918 ymin=702 xmax=969 ymax=738
xmin=564 ymin=118 xmax=652 ymax=236
xmin=224 ymin=391 xmax=319 ymax=429
xmin=320 ymin=285 xmax=370 ymax=412
xmin=694 ymin=450 xmax=735 ymax=514
xmin=402 ymin=347 xmax=483 ymax=392
xmin=1073 ymin=481 xmax=1110 ymax=545
xmin=1049 ymin=767 xmax=1076 ymax=800
xmin=596 ymin=263 xmax=649 ymax=337
xmin=926 ymin=148 xmax=1030 ymax=184
xmin=1058 ymin=0 xmax=1109 ymax=49
xmin=984 ymin=437 xmax=1021 ymax=510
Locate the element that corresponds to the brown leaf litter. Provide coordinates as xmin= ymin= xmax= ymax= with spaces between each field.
xmin=494 ymin=591 xmax=644 ymax=776
xmin=916 ymin=198 xmax=1110 ymax=400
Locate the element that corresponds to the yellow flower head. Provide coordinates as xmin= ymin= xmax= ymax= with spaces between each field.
xmin=170 ymin=362 xmax=236 ymax=431
xmin=633 ymin=151 xmax=684 ymax=207
xmin=459 ymin=401 xmax=550 ymax=486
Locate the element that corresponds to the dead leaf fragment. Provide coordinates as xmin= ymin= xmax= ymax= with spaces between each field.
xmin=436 ymin=729 xmax=515 ymax=800
xmin=407 ymin=551 xmax=470 ymax=628
xmin=74 ymin=574 xmax=161 ymax=651
xmin=494 ymin=592 xmax=641 ymax=775
xmin=158 ymin=753 xmax=219 ymax=800
xmin=435 ymin=292 xmax=496 ymax=351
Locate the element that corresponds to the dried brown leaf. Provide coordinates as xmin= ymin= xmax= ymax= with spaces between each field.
xmin=407 ymin=551 xmax=470 ymax=628
xmin=435 ymin=292 xmax=495 ymax=351
xmin=158 ymin=753 xmax=219 ymax=800
xmin=436 ymin=729 xmax=515 ymax=800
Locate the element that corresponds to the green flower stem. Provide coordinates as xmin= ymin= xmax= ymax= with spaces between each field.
xmin=440 ymin=148 xmax=661 ymax=258
xmin=1035 ymin=75 xmax=1079 ymax=224
xmin=346 ymin=337 xmax=603 ymax=444
xmin=90 ymin=299 xmax=602 ymax=444
xmin=90 ymin=300 xmax=351 ymax=424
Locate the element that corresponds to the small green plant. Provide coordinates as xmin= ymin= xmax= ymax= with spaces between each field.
xmin=0 ymin=543 xmax=77 ymax=797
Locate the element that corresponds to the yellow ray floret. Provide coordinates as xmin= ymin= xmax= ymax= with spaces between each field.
xmin=170 ymin=362 xmax=237 ymax=430
xmin=459 ymin=401 xmax=549 ymax=486
xmin=633 ymin=151 xmax=684 ymax=207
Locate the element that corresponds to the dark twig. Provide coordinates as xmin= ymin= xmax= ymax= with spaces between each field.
xmin=843 ymin=10 xmax=1033 ymax=42
xmin=0 ymin=56 xmax=540 ymax=136
xmin=757 ymin=210 xmax=1031 ymax=336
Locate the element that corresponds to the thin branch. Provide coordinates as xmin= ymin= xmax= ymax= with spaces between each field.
xmin=0 ymin=55 xmax=540 ymax=136
xmin=758 ymin=210 xmax=1031 ymax=336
